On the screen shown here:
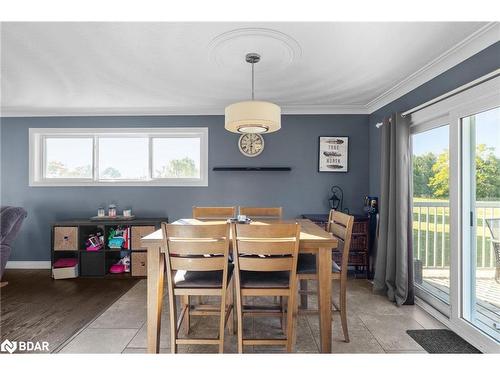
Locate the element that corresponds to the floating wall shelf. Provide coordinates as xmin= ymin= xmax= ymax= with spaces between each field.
xmin=212 ymin=167 xmax=291 ymax=172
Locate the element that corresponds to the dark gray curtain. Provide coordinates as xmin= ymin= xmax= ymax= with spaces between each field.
xmin=373 ymin=113 xmax=414 ymax=305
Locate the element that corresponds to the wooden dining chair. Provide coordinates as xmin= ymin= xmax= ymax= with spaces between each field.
xmin=192 ymin=206 xmax=236 ymax=220
xmin=296 ymin=210 xmax=354 ymax=342
xmin=232 ymin=222 xmax=300 ymax=353
xmin=239 ymin=207 xmax=283 ymax=219
xmin=239 ymin=207 xmax=283 ymax=307
xmin=162 ymin=222 xmax=234 ymax=353
xmin=191 ymin=207 xmax=236 ymax=307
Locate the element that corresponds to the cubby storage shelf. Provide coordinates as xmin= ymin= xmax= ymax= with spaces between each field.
xmin=51 ymin=217 xmax=167 ymax=279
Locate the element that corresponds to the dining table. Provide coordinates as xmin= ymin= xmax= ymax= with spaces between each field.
xmin=141 ymin=218 xmax=338 ymax=353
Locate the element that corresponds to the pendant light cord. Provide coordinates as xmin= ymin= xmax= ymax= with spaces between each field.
xmin=251 ymin=61 xmax=255 ymax=100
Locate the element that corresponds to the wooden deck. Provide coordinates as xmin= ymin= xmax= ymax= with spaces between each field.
xmin=422 ymin=268 xmax=499 ymax=313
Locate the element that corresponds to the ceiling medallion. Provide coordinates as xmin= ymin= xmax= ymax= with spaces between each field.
xmin=208 ymin=28 xmax=302 ymax=73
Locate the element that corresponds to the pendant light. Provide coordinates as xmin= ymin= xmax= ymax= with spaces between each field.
xmin=225 ymin=53 xmax=281 ymax=134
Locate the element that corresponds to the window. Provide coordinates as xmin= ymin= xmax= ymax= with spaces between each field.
xmin=29 ymin=128 xmax=208 ymax=186
xmin=98 ymin=137 xmax=149 ymax=180
xmin=45 ymin=137 xmax=93 ymax=179
xmin=152 ymin=138 xmax=201 ymax=179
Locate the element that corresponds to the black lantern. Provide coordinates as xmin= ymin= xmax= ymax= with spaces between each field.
xmin=328 ymin=186 xmax=344 ymax=211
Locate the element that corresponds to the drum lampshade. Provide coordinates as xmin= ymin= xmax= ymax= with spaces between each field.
xmin=224 ymin=100 xmax=281 ymax=134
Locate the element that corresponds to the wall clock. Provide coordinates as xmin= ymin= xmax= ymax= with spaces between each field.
xmin=238 ymin=133 xmax=264 ymax=157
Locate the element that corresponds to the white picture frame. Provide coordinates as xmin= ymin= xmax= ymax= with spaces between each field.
xmin=318 ymin=136 xmax=349 ymax=172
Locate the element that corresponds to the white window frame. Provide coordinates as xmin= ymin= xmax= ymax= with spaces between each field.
xmin=408 ymin=74 xmax=500 ymax=353
xmin=29 ymin=127 xmax=208 ymax=187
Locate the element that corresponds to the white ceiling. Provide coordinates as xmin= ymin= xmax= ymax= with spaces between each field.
xmin=1 ymin=22 xmax=498 ymax=117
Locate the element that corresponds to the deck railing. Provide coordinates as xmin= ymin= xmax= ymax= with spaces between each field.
xmin=413 ymin=200 xmax=500 ymax=269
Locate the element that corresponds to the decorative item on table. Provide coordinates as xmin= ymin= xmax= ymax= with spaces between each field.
xmin=109 ymin=255 xmax=131 ymax=274
xmin=97 ymin=206 xmax=105 ymax=217
xmin=85 ymin=231 xmax=104 ymax=251
xmin=363 ymin=196 xmax=378 ymax=215
xmin=108 ymin=204 xmax=117 ymax=217
xmin=318 ymin=136 xmax=349 ymax=172
xmin=123 ymin=208 xmax=132 ymax=217
xmin=228 ymin=215 xmax=251 ymax=224
xmin=107 ymin=226 xmax=131 ymax=249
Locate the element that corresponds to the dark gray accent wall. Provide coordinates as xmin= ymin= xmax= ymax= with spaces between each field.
xmin=369 ymin=41 xmax=500 ymax=197
xmin=1 ymin=114 xmax=369 ymax=261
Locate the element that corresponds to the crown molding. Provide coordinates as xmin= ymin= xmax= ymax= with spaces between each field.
xmin=366 ymin=22 xmax=500 ymax=114
xmin=1 ymin=104 xmax=370 ymax=117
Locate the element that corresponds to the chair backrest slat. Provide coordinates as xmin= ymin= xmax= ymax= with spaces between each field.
xmin=239 ymin=207 xmax=282 ymax=219
xmin=170 ymin=256 xmax=226 ymax=271
xmin=167 ymin=223 xmax=228 ymax=238
xmin=192 ymin=206 xmax=236 ymax=220
xmin=234 ymin=223 xmax=297 ymax=238
xmin=236 ymin=240 xmax=296 ymax=255
xmin=330 ymin=222 xmax=347 ymax=241
xmin=238 ymin=257 xmax=293 ymax=272
xmin=168 ymin=239 xmax=227 ymax=255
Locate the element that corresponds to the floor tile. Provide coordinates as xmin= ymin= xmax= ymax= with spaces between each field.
xmin=408 ymin=307 xmax=448 ymax=329
xmin=127 ymin=315 xmax=171 ymax=349
xmin=59 ymin=278 xmax=446 ymax=354
xmin=89 ymin=300 xmax=147 ymax=329
xmin=358 ymin=313 xmax=425 ymax=352
xmin=59 ymin=328 xmax=138 ymax=353
xmin=331 ymin=331 xmax=385 ymax=353
xmin=122 ymin=347 xmax=173 ymax=354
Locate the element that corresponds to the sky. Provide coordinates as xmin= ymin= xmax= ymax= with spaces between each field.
xmin=413 ymin=107 xmax=500 ymax=157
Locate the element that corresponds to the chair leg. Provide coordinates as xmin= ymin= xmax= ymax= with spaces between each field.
xmin=181 ymin=295 xmax=190 ymax=335
xmin=339 ymin=280 xmax=349 ymax=343
xmin=227 ymin=279 xmax=234 ymax=334
xmin=286 ymin=289 xmax=297 ymax=353
xmin=219 ymin=289 xmax=227 ymax=353
xmin=235 ymin=284 xmax=244 ymax=353
xmin=168 ymin=292 xmax=177 ymax=353
xmin=292 ymin=280 xmax=300 ymax=348
xmin=280 ymin=296 xmax=286 ymax=331
xmin=299 ymin=280 xmax=308 ymax=309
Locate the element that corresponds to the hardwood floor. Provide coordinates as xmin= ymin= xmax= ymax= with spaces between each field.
xmin=0 ymin=269 xmax=138 ymax=353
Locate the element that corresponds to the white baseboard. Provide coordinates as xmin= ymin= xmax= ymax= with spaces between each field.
xmin=6 ymin=261 xmax=51 ymax=269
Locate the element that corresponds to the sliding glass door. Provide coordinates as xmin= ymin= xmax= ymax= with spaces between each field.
xmin=412 ymin=125 xmax=451 ymax=314
xmin=461 ymin=106 xmax=500 ymax=342
xmin=409 ymin=75 xmax=500 ymax=351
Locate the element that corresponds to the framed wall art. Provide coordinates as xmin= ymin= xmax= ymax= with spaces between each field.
xmin=318 ymin=136 xmax=349 ymax=172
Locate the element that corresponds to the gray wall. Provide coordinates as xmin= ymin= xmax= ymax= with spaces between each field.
xmin=369 ymin=41 xmax=500 ymax=197
xmin=1 ymin=114 xmax=369 ymax=261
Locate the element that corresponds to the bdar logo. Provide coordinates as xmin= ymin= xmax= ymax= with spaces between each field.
xmin=1 ymin=339 xmax=17 ymax=354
